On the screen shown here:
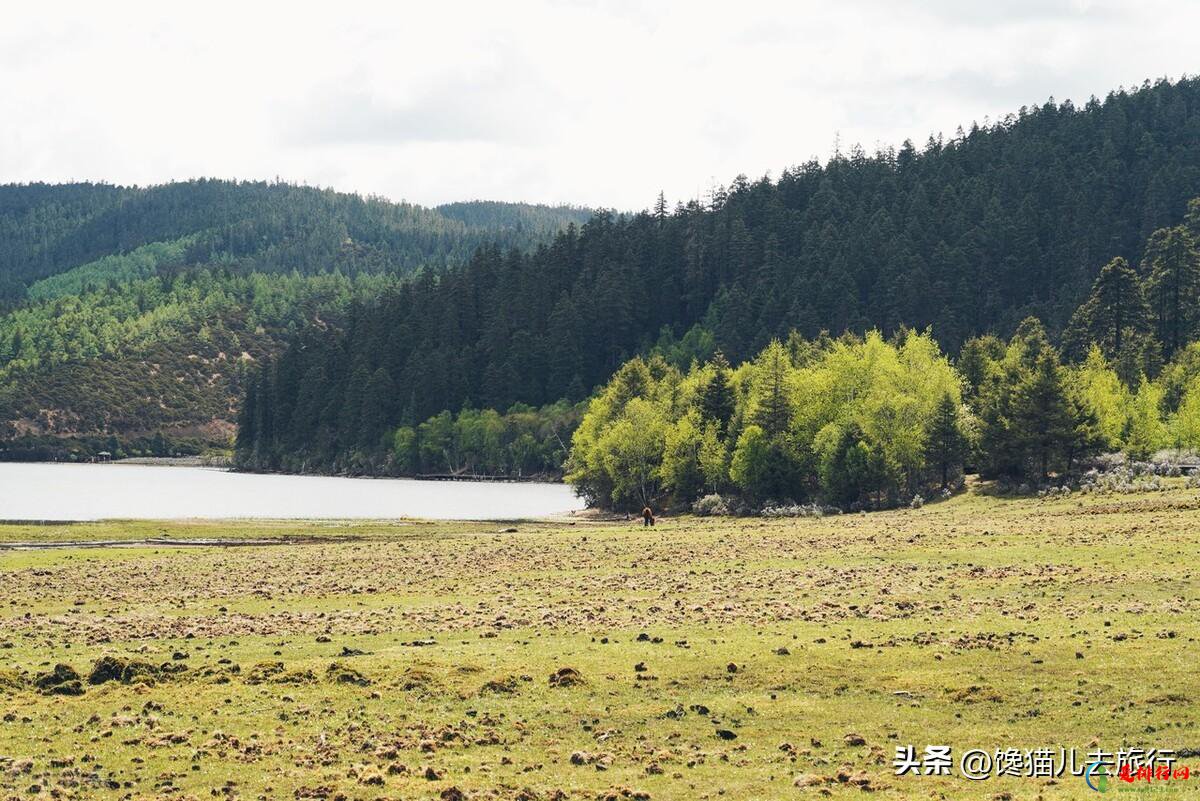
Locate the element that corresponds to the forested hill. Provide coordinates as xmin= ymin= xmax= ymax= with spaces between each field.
xmin=0 ymin=180 xmax=589 ymax=459
xmin=241 ymin=77 xmax=1200 ymax=475
xmin=0 ymin=181 xmax=591 ymax=302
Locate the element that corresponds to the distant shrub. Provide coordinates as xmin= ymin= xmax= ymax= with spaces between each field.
xmin=1075 ymin=468 xmax=1169 ymax=495
xmin=692 ymin=494 xmax=730 ymax=516
xmin=758 ymin=501 xmax=839 ymax=518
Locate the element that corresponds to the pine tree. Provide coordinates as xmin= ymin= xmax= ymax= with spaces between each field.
xmin=925 ymin=393 xmax=966 ymax=488
xmin=8 ymin=328 xmax=22 ymax=362
xmin=1010 ymin=352 xmax=1077 ymax=481
xmin=338 ymin=364 xmax=369 ymax=453
xmin=1142 ymin=226 xmax=1200 ymax=358
xmin=1062 ymin=257 xmax=1152 ymax=360
xmin=653 ymin=191 xmax=668 ymax=225
xmin=957 ymin=335 xmax=1005 ymax=401
xmin=545 ymin=293 xmax=582 ymax=399
xmin=359 ymin=367 xmax=395 ymax=448
xmin=1012 ymin=317 xmax=1054 ymax=369
xmin=698 ymin=351 xmax=735 ymax=431
xmin=1112 ymin=328 xmax=1162 ymax=389
xmin=235 ymin=373 xmax=258 ymax=461
xmin=1187 ymin=198 xmax=1200 ymax=239
xmin=751 ymin=341 xmax=792 ymax=437
xmin=251 ymin=368 xmax=273 ymax=468
xmin=819 ymin=423 xmax=884 ymax=508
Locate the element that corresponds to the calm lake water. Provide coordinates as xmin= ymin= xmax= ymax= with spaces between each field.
xmin=0 ymin=462 xmax=585 ymax=521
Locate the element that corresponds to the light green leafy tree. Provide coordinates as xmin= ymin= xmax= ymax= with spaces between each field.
xmin=698 ymin=422 xmax=730 ymax=494
xmin=596 ymin=398 xmax=668 ymax=509
xmin=1071 ymin=346 xmax=1131 ymax=449
xmin=1122 ymin=379 xmax=1168 ymax=460
xmin=659 ymin=410 xmax=706 ymax=501
xmin=1171 ymin=376 xmax=1200 ymax=449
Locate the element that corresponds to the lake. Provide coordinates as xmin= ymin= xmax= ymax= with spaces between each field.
xmin=0 ymin=462 xmax=585 ymax=521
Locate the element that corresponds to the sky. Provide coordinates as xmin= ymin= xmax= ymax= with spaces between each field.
xmin=1 ymin=1 xmax=1197 ymax=211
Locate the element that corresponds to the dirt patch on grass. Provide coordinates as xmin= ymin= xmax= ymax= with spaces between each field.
xmin=0 ymin=535 xmax=360 ymax=550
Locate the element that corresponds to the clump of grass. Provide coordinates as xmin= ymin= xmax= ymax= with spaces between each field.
xmin=88 ymin=655 xmax=161 ymax=685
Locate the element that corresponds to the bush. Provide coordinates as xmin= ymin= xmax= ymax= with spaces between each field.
xmin=692 ymin=494 xmax=730 ymax=516
xmin=1074 ymin=465 xmax=1171 ymax=495
xmin=758 ymin=501 xmax=838 ymax=518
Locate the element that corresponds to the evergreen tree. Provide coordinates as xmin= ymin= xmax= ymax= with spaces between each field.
xmin=1187 ymin=198 xmax=1200 ymax=239
xmin=1010 ymin=351 xmax=1077 ymax=481
xmin=235 ymin=374 xmax=258 ymax=460
xmin=251 ymin=369 xmax=273 ymax=467
xmin=976 ymin=320 xmax=1101 ymax=483
xmin=546 ymin=293 xmax=583 ymax=396
xmin=819 ymin=423 xmax=885 ymax=508
xmin=338 ymin=364 xmax=370 ymax=453
xmin=1142 ymin=226 xmax=1200 ymax=358
xmin=1112 ymin=328 xmax=1162 ymax=389
xmin=653 ymin=191 xmax=668 ymax=224
xmin=697 ymin=351 xmax=735 ymax=431
xmin=925 ymin=392 xmax=966 ymax=488
xmin=359 ymin=367 xmax=396 ymax=448
xmin=957 ymin=335 xmax=1005 ymax=401
xmin=751 ymin=340 xmax=792 ymax=437
xmin=1062 ymin=257 xmax=1152 ymax=360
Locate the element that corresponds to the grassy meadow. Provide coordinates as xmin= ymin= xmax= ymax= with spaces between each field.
xmin=2 ymin=485 xmax=1199 ymax=799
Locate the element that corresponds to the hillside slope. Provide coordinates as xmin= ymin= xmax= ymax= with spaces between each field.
xmin=243 ymin=78 xmax=1200 ymax=474
xmin=0 ymin=181 xmax=589 ymax=459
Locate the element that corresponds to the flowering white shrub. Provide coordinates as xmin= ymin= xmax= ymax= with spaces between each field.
xmin=758 ymin=502 xmax=839 ymax=518
xmin=692 ymin=494 xmax=731 ymax=516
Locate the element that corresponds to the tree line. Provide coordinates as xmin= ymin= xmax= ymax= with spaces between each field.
xmin=239 ymin=189 xmax=1200 ymax=505
xmin=568 ymin=203 xmax=1200 ymax=510
xmin=0 ymin=179 xmax=590 ymax=303
xmin=570 ymin=201 xmax=1200 ymax=509
xmin=236 ymin=78 xmax=1200 ymax=475
xmin=567 ymin=319 xmax=1200 ymax=512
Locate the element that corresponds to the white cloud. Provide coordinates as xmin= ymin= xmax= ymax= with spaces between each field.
xmin=0 ymin=0 xmax=1195 ymax=210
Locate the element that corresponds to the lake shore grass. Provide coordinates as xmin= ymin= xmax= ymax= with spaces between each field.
xmin=2 ymin=483 xmax=1199 ymax=798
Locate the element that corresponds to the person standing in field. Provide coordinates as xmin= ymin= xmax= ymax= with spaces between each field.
xmin=641 ymin=506 xmax=655 ymax=527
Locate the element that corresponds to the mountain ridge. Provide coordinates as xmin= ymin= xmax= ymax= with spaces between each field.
xmin=0 ymin=180 xmax=590 ymax=459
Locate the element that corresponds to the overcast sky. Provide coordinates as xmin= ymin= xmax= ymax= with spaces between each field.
xmin=1 ymin=1 xmax=1196 ymax=211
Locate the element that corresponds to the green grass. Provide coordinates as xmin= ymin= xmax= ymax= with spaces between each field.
xmin=2 ymin=486 xmax=1199 ymax=798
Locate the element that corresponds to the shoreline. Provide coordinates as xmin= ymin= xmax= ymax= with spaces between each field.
xmin=113 ymin=455 xmax=231 ymax=468
xmin=3 ymin=458 xmax=569 ymax=485
xmin=228 ymin=463 xmax=567 ymax=484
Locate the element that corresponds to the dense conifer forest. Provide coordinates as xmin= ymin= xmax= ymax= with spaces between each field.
xmin=0 ymin=180 xmax=589 ymax=459
xmin=238 ymin=78 xmax=1200 ymax=488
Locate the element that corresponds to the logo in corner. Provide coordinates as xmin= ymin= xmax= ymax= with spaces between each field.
xmin=1085 ymin=761 xmax=1109 ymax=793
